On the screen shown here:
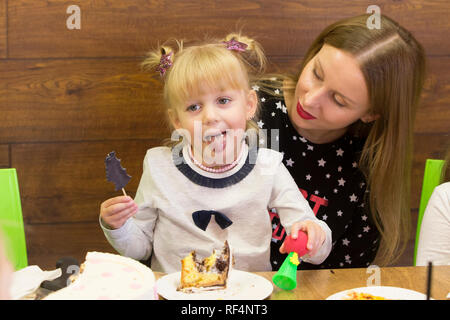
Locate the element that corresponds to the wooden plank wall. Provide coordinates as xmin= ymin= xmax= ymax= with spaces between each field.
xmin=0 ymin=0 xmax=448 ymax=269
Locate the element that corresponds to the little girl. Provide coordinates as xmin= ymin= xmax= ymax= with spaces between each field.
xmin=99 ymin=33 xmax=332 ymax=273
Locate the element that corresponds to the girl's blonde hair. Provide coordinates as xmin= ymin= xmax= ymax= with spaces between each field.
xmin=262 ymin=14 xmax=426 ymax=266
xmin=141 ymin=33 xmax=267 ymax=145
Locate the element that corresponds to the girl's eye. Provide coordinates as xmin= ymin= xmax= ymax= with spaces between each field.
xmin=187 ymin=104 xmax=201 ymax=112
xmin=218 ymin=97 xmax=231 ymax=105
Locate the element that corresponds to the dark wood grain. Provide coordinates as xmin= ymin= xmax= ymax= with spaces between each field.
xmin=12 ymin=139 xmax=161 ymax=224
xmin=0 ymin=59 xmax=169 ymax=144
xmin=0 ymin=0 xmax=6 ymax=59
xmin=1 ymin=56 xmax=448 ymax=145
xmin=24 ymin=222 xmax=116 ymax=270
xmin=0 ymin=144 xmax=9 ymax=167
xmin=7 ymin=0 xmax=450 ymax=59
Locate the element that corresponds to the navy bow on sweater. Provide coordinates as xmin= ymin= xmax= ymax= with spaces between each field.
xmin=192 ymin=210 xmax=233 ymax=231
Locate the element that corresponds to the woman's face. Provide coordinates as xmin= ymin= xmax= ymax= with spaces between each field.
xmin=289 ymin=44 xmax=375 ymax=143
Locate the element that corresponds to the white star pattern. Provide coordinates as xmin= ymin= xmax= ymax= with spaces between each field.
xmin=282 ymin=105 xmax=287 ymax=113
xmin=252 ymin=85 xmax=260 ymax=91
xmin=306 ymin=174 xmax=312 ymax=180
xmin=326 ymin=173 xmax=331 ymax=178
xmin=352 ymin=162 xmax=358 ymax=168
xmin=257 ymin=120 xmax=264 ymax=128
xmin=299 ymin=137 xmax=307 ymax=143
xmin=271 ymin=112 xmax=275 ymax=117
xmin=363 ymin=226 xmax=371 ymax=233
xmin=274 ymin=89 xmax=280 ymax=95
xmin=349 ymin=194 xmax=358 ymax=202
xmin=337 ymin=166 xmax=342 ymax=172
xmin=338 ymin=178 xmax=346 ymax=186
xmin=342 ymin=238 xmax=350 ymax=246
xmin=337 ymin=210 xmax=343 ymax=217
xmin=318 ymin=158 xmax=326 ymax=167
xmin=307 ymin=145 xmax=314 ymax=151
xmin=361 ymin=215 xmax=368 ymax=221
xmin=333 ymin=188 xmax=338 ymax=193
xmin=286 ymin=158 xmax=294 ymax=167
xmin=261 ymin=97 xmax=266 ymax=102
xmin=276 ymin=101 xmax=282 ymax=109
xmin=322 ymin=214 xmax=328 ymax=221
xmin=293 ymin=136 xmax=297 ymax=140
xmin=336 ymin=148 xmax=344 ymax=156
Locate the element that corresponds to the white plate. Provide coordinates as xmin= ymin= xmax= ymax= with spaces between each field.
xmin=326 ymin=286 xmax=429 ymax=300
xmin=156 ymin=270 xmax=273 ymax=300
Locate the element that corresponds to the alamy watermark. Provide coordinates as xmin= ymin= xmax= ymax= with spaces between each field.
xmin=66 ymin=5 xmax=81 ymax=30
xmin=366 ymin=264 xmax=381 ymax=286
xmin=366 ymin=5 xmax=381 ymax=30
xmin=170 ymin=122 xmax=281 ymax=175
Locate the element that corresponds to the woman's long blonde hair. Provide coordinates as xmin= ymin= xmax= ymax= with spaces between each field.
xmin=265 ymin=14 xmax=426 ymax=266
xmin=140 ymin=33 xmax=267 ymax=146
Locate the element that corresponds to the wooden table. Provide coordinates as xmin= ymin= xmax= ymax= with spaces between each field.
xmin=155 ymin=265 xmax=450 ymax=300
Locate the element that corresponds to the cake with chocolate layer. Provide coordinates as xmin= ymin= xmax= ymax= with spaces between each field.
xmin=179 ymin=241 xmax=232 ymax=292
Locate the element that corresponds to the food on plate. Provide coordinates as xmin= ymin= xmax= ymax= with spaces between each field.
xmin=44 ymin=252 xmax=157 ymax=300
xmin=345 ymin=290 xmax=388 ymax=300
xmin=179 ymin=241 xmax=233 ymax=292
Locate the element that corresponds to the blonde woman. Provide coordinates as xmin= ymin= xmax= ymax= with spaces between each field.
xmin=99 ymin=34 xmax=332 ymax=273
xmin=258 ymin=14 xmax=426 ymax=269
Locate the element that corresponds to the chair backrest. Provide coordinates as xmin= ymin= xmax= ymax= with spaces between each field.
xmin=414 ymin=159 xmax=445 ymax=266
xmin=0 ymin=168 xmax=28 ymax=270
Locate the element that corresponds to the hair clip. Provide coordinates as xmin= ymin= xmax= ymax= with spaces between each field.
xmin=156 ymin=50 xmax=173 ymax=77
xmin=222 ymin=38 xmax=248 ymax=52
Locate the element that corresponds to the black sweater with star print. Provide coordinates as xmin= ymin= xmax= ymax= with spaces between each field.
xmin=256 ymin=86 xmax=380 ymax=270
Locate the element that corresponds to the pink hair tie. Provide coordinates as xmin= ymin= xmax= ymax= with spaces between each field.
xmin=222 ymin=38 xmax=248 ymax=52
xmin=156 ymin=51 xmax=173 ymax=77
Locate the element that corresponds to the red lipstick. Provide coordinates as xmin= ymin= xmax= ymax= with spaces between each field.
xmin=296 ymin=101 xmax=316 ymax=120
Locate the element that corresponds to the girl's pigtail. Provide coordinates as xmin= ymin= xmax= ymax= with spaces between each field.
xmin=223 ymin=33 xmax=267 ymax=75
xmin=141 ymin=42 xmax=179 ymax=78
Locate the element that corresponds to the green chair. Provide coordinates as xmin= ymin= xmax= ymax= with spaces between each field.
xmin=0 ymin=168 xmax=28 ymax=270
xmin=414 ymin=159 xmax=445 ymax=266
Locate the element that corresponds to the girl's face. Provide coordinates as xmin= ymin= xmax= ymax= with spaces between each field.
xmin=170 ymin=86 xmax=257 ymax=167
xmin=289 ymin=44 xmax=376 ymax=143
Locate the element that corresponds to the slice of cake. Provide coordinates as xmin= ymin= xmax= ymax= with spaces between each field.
xmin=44 ymin=252 xmax=157 ymax=300
xmin=179 ymin=241 xmax=232 ymax=292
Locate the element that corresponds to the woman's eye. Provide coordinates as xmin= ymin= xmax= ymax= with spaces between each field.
xmin=187 ymin=104 xmax=201 ymax=112
xmin=218 ymin=97 xmax=231 ymax=104
xmin=333 ymin=95 xmax=346 ymax=107
xmin=313 ymin=68 xmax=322 ymax=80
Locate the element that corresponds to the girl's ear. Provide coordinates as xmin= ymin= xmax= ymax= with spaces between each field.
xmin=360 ymin=112 xmax=380 ymax=123
xmin=168 ymin=108 xmax=181 ymax=129
xmin=246 ymin=90 xmax=258 ymax=120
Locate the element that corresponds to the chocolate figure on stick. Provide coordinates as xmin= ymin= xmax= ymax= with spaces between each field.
xmin=105 ymin=151 xmax=131 ymax=196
